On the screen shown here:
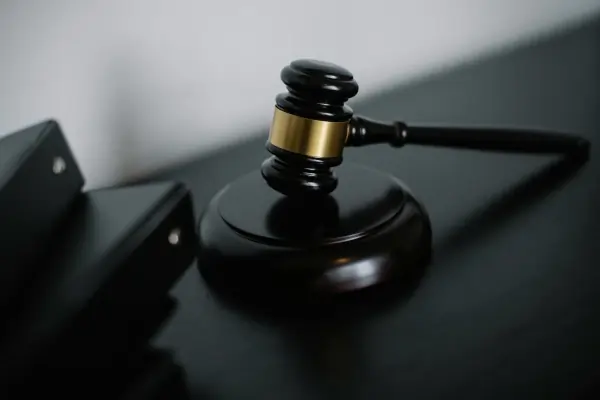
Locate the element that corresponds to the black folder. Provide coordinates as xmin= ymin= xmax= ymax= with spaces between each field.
xmin=0 ymin=181 xmax=196 ymax=396
xmin=0 ymin=120 xmax=84 ymax=311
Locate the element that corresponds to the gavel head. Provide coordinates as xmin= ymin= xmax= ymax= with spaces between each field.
xmin=261 ymin=59 xmax=359 ymax=196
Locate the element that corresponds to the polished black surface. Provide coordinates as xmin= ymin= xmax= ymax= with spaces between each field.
xmin=120 ymin=348 xmax=191 ymax=400
xmin=198 ymin=163 xmax=431 ymax=297
xmin=146 ymin=18 xmax=600 ymax=399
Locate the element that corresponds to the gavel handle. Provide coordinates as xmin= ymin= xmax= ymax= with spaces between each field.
xmin=347 ymin=115 xmax=590 ymax=159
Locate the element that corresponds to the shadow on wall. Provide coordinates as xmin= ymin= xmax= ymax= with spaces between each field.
xmin=106 ymin=49 xmax=215 ymax=184
xmin=122 ymin=15 xmax=600 ymax=186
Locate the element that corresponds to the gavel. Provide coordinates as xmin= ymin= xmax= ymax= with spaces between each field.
xmin=261 ymin=59 xmax=589 ymax=196
xmin=197 ymin=59 xmax=590 ymax=299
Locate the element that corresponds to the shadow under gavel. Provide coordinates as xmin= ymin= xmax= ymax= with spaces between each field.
xmin=433 ymin=154 xmax=588 ymax=260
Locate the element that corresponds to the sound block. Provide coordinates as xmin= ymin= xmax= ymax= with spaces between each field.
xmin=197 ymin=163 xmax=432 ymax=301
xmin=0 ymin=120 xmax=84 ymax=311
xmin=0 ymin=182 xmax=196 ymax=385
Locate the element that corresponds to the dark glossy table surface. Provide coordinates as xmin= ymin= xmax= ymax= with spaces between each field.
xmin=146 ymin=18 xmax=600 ymax=400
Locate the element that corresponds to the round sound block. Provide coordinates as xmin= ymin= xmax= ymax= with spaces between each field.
xmin=197 ymin=163 xmax=432 ymax=300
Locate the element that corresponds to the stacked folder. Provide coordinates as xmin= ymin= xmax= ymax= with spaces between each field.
xmin=0 ymin=120 xmax=196 ymax=399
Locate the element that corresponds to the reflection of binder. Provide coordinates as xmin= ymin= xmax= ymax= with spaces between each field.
xmin=120 ymin=348 xmax=191 ymax=400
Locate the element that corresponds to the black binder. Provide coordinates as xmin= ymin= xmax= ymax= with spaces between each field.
xmin=0 ymin=120 xmax=84 ymax=311
xmin=0 ymin=182 xmax=196 ymax=397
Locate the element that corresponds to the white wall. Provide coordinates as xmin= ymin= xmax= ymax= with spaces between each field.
xmin=1 ymin=0 xmax=599 ymax=188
